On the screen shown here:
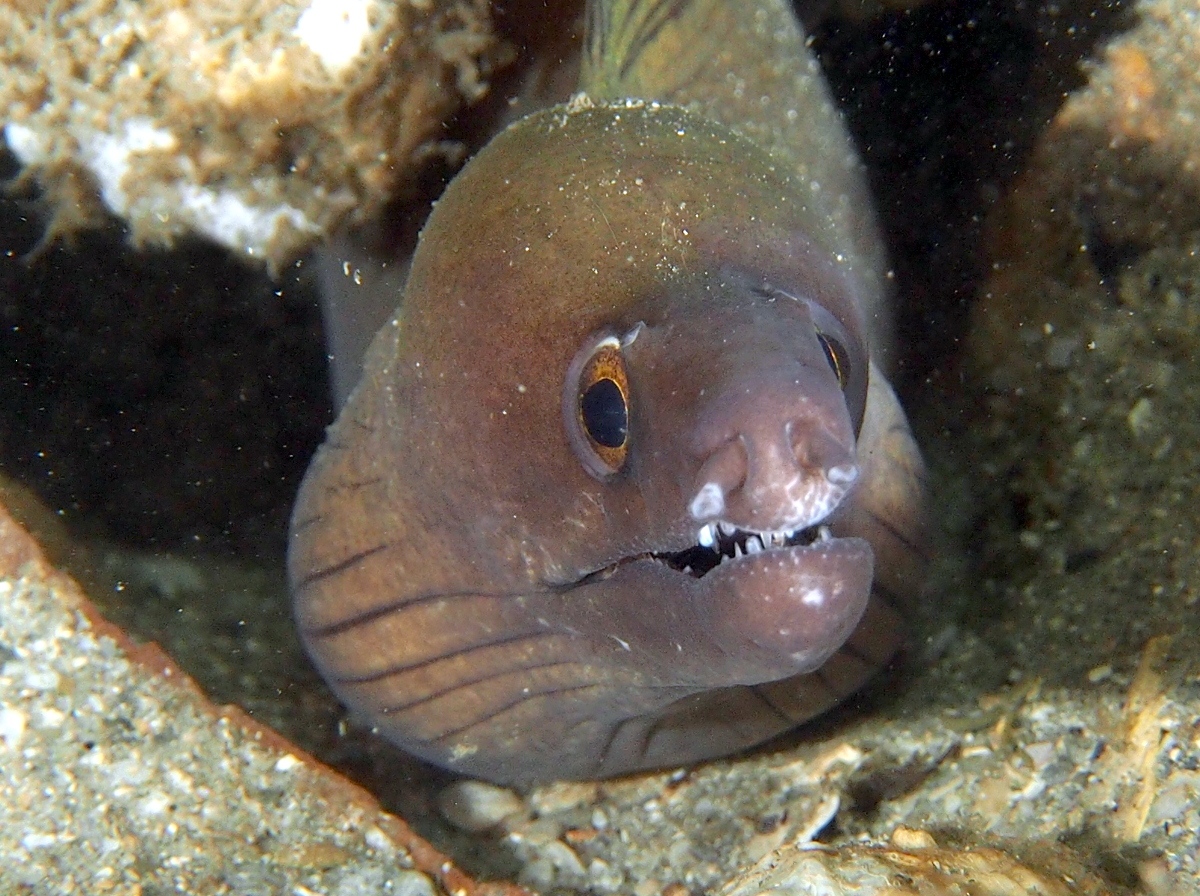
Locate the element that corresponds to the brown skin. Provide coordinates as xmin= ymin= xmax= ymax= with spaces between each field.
xmin=290 ymin=102 xmax=926 ymax=785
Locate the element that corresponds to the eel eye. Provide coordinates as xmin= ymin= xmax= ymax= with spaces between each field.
xmin=816 ymin=331 xmax=850 ymax=390
xmin=564 ymin=335 xmax=630 ymax=478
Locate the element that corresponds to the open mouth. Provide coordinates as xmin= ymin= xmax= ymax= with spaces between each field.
xmin=657 ymin=522 xmax=831 ymax=578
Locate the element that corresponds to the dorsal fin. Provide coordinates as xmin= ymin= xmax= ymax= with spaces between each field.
xmin=580 ymin=0 xmax=722 ymax=103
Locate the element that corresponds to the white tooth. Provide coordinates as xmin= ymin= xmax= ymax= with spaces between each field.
xmin=698 ymin=524 xmax=716 ymax=548
xmin=746 ymin=535 xmax=763 ymax=554
xmin=734 ymin=543 xmax=743 ymax=558
xmin=682 ymin=565 xmax=692 ymax=574
xmin=818 ymin=525 xmax=832 ymax=542
xmin=718 ymin=521 xmax=735 ymax=536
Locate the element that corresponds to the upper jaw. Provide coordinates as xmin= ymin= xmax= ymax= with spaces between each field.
xmin=698 ymin=518 xmax=832 ymax=553
xmin=550 ymin=467 xmax=861 ymax=588
xmin=688 ymin=462 xmax=858 ymax=540
xmin=657 ymin=516 xmax=842 ymax=581
xmin=668 ymin=463 xmax=860 ymax=578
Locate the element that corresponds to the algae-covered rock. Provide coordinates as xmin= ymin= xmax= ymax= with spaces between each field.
xmin=0 ymin=0 xmax=507 ymax=267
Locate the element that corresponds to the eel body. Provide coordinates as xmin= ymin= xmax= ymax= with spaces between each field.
xmin=290 ymin=0 xmax=926 ymax=785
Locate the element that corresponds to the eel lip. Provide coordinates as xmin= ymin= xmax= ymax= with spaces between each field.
xmin=550 ymin=524 xmax=874 ymax=686
xmin=606 ymin=520 xmax=874 ymax=676
xmin=698 ymin=534 xmax=874 ymax=672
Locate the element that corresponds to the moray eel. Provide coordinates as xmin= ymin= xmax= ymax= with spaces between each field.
xmin=290 ymin=0 xmax=926 ymax=785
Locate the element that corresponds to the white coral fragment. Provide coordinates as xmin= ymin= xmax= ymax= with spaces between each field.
xmin=0 ymin=0 xmax=504 ymax=267
xmin=294 ymin=0 xmax=377 ymax=74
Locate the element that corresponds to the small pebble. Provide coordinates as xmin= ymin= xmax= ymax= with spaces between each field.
xmin=0 ymin=707 xmax=26 ymax=749
xmin=437 ymin=780 xmax=526 ymax=832
xmin=391 ymin=869 xmax=437 ymax=896
xmin=890 ymin=827 xmax=938 ymax=850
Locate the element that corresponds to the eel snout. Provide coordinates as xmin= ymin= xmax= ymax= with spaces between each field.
xmin=684 ymin=335 xmax=860 ymax=536
xmin=658 ymin=351 xmax=874 ymax=675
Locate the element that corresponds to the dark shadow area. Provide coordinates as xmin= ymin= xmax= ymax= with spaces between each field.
xmin=0 ymin=179 xmax=329 ymax=559
xmin=814 ymin=0 xmax=1135 ymax=388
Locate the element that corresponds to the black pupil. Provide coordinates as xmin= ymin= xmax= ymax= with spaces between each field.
xmin=581 ymin=378 xmax=627 ymax=448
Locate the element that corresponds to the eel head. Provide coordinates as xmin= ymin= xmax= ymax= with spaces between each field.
xmin=290 ymin=101 xmax=920 ymax=784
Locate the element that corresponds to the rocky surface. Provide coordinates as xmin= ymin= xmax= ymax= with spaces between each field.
xmin=0 ymin=500 xmax=527 ymax=896
xmin=0 ymin=0 xmax=505 ymax=267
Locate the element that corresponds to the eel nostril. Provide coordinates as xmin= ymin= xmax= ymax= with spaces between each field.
xmin=689 ymin=410 xmax=859 ymax=534
xmin=689 ymin=481 xmax=726 ymax=520
xmin=690 ymin=437 xmax=748 ymax=515
xmin=789 ymin=420 xmax=855 ymax=476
